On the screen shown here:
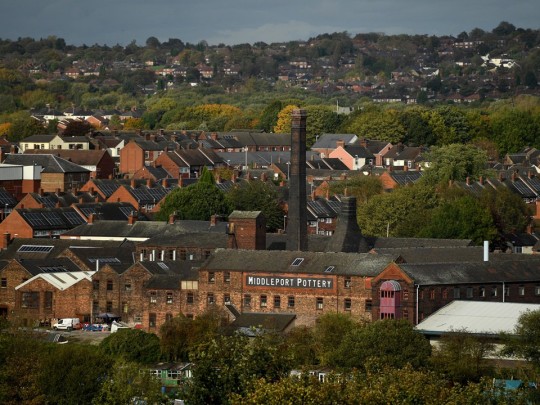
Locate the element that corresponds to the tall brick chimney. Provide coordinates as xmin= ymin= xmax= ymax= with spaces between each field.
xmin=286 ymin=109 xmax=307 ymax=251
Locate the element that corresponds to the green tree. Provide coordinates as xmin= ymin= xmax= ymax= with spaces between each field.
xmin=38 ymin=344 xmax=113 ymax=405
xmin=156 ymin=177 xmax=232 ymax=221
xmin=100 ymin=329 xmax=161 ymax=364
xmin=479 ymin=187 xmax=530 ymax=235
xmin=421 ymin=143 xmax=489 ymax=185
xmin=357 ymin=183 xmax=438 ymax=237
xmin=3 ymin=111 xmax=45 ymax=142
xmin=62 ymin=120 xmax=93 ymax=136
xmin=225 ymin=180 xmax=285 ymax=232
xmin=418 ymin=195 xmax=497 ymax=244
xmin=328 ymin=175 xmax=383 ymax=204
xmin=304 ymin=105 xmax=343 ymax=147
xmin=344 ymin=109 xmax=406 ymax=143
xmin=93 ymin=359 xmax=165 ymax=405
xmin=311 ymin=313 xmax=359 ymax=366
xmin=430 ymin=330 xmax=494 ymax=384
xmin=502 ymin=309 xmax=540 ymax=373
xmin=257 ymin=100 xmax=282 ymax=132
xmin=331 ymin=319 xmax=432 ymax=369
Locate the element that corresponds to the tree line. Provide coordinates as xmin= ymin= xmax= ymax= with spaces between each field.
xmin=2 ymin=308 xmax=539 ymax=404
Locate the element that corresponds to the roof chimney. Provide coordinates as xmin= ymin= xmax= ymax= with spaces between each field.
xmin=168 ymin=212 xmax=176 ymax=224
xmin=0 ymin=233 xmax=10 ymax=250
xmin=162 ymin=178 xmax=168 ymax=188
xmin=336 ymin=140 xmax=345 ymax=148
xmin=146 ymin=178 xmax=153 ymax=188
xmin=130 ymin=179 xmax=136 ymax=188
xmin=127 ymin=211 xmax=137 ymax=225
xmin=87 ymin=213 xmax=95 ymax=224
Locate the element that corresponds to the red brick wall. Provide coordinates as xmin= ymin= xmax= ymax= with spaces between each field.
xmin=119 ymin=142 xmax=144 ymax=176
xmin=0 ymin=261 xmax=32 ymax=315
xmin=154 ymin=153 xmax=182 ymax=179
xmin=107 ymin=186 xmax=140 ymax=210
xmin=0 ymin=211 xmax=34 ymax=239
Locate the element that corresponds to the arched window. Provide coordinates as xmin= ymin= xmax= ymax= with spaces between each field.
xmin=379 ymin=280 xmax=402 ymax=319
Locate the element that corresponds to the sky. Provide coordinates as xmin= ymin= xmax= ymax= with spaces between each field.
xmin=0 ymin=0 xmax=538 ymax=46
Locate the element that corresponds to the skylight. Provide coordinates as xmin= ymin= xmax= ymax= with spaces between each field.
xmin=291 ymin=258 xmax=304 ymax=266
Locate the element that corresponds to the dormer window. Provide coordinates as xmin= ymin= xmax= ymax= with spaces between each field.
xmin=291 ymin=258 xmax=304 ymax=266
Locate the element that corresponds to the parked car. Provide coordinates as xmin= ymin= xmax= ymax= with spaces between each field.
xmin=52 ymin=318 xmax=81 ymax=331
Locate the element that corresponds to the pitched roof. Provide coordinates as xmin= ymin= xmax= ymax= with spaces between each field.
xmin=16 ymin=207 xmax=86 ymax=230
xmin=24 ymin=149 xmax=110 ymax=166
xmin=230 ymin=312 xmax=296 ymax=333
xmin=203 ymin=249 xmax=396 ymax=276
xmin=4 ymin=154 xmax=90 ymax=173
xmin=15 ymin=257 xmax=84 ymax=277
xmin=312 ymin=134 xmax=358 ymax=149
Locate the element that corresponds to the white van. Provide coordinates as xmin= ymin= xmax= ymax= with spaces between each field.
xmin=53 ymin=318 xmax=81 ymax=331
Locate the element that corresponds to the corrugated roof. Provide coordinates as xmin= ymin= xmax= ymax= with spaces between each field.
xmin=415 ymin=301 xmax=540 ymax=336
xmin=16 ymin=270 xmax=95 ymax=291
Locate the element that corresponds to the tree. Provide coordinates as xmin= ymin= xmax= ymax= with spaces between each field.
xmin=357 ymin=183 xmax=438 ymax=237
xmin=93 ymin=359 xmax=165 ymax=405
xmin=502 ymin=309 xmax=540 ymax=373
xmin=225 ymin=180 xmax=285 ymax=232
xmin=273 ymin=104 xmax=298 ymax=133
xmin=100 ymin=329 xmax=161 ymax=364
xmin=430 ymin=330 xmax=494 ymax=384
xmin=304 ymin=105 xmax=342 ymax=147
xmin=156 ymin=174 xmax=232 ymax=221
xmin=421 ymin=143 xmax=489 ymax=185
xmin=418 ymin=195 xmax=497 ymax=244
xmin=257 ymin=100 xmax=282 ymax=132
xmin=62 ymin=120 xmax=93 ymax=136
xmin=312 ymin=313 xmax=359 ymax=366
xmin=3 ymin=111 xmax=44 ymax=142
xmin=479 ymin=187 xmax=530 ymax=235
xmin=343 ymin=109 xmax=406 ymax=143
xmin=328 ymin=175 xmax=383 ymax=204
xmin=331 ymin=319 xmax=432 ymax=369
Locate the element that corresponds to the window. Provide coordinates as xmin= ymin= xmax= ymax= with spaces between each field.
xmin=466 ymin=287 xmax=473 ymax=298
xmin=519 ymin=286 xmax=525 ymax=296
xmin=224 ymin=294 xmax=231 ymax=305
xmin=344 ymin=277 xmax=352 ymax=288
xmin=480 ymin=287 xmax=486 ymax=297
xmin=430 ymin=289 xmax=435 ymax=300
xmin=106 ymin=301 xmax=113 ymax=312
xmin=208 ymin=272 xmax=215 ymax=284
xmin=260 ymin=295 xmax=267 ymax=308
xmin=274 ymin=295 xmax=281 ymax=308
xmin=344 ymin=298 xmax=351 ymax=311
xmin=224 ymin=272 xmax=231 ymax=283
xmin=0 ymin=278 xmax=6 ymax=288
xmin=365 ymin=299 xmax=372 ymax=311
xmin=535 ymin=286 xmax=540 ymax=296
xmin=106 ymin=280 xmax=113 ymax=291
xmin=44 ymin=291 xmax=53 ymax=309
xmin=122 ymin=302 xmax=128 ymax=314
xmin=316 ymin=297 xmax=323 ymax=310
xmin=505 ymin=287 xmax=510 ymax=297
xmin=92 ymin=301 xmax=99 ymax=313
xmin=403 ymin=289 xmax=409 ymax=300
xmin=403 ymin=308 xmax=409 ymax=319
xmin=168 ymin=250 xmax=175 ymax=260
xmin=21 ymin=292 xmax=39 ymax=308
xmin=207 ymin=293 xmax=214 ymax=305
xmin=124 ymin=282 xmax=132 ymax=292
xmin=288 ymin=296 xmax=295 ymax=308
xmin=187 ymin=292 xmax=194 ymax=304
xmin=149 ymin=313 xmax=156 ymax=328
xmin=291 ymin=258 xmax=304 ymax=266
xmin=93 ymin=280 xmax=100 ymax=290
xmin=165 ymin=313 xmax=173 ymax=322
xmin=150 ymin=291 xmax=157 ymax=303
xmin=179 ymin=250 xmax=187 ymax=260
xmin=166 ymin=292 xmax=173 ymax=304
xmin=243 ymin=294 xmax=251 ymax=307
xmin=442 ymin=288 xmax=448 ymax=299
xmin=419 ymin=289 xmax=424 ymax=300
xmin=453 ymin=287 xmax=460 ymax=299
xmin=492 ymin=287 xmax=498 ymax=297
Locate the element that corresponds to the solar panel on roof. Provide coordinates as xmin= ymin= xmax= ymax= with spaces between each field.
xmin=99 ymin=182 xmax=119 ymax=197
xmin=119 ymin=207 xmax=133 ymax=218
xmin=512 ymin=181 xmax=535 ymax=197
xmin=63 ymin=212 xmax=85 ymax=225
xmin=157 ymin=262 xmax=169 ymax=270
xmin=38 ymin=197 xmax=56 ymax=208
xmin=17 ymin=245 xmax=53 ymax=253
xmin=88 ymin=258 xmax=121 ymax=264
xmin=23 ymin=212 xmax=47 ymax=226
xmin=42 ymin=212 xmax=65 ymax=226
xmin=80 ymin=207 xmax=96 ymax=217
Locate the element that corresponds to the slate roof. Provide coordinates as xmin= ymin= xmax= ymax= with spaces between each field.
xmin=230 ymin=312 xmax=296 ymax=333
xmin=67 ymin=245 xmax=136 ymax=273
xmin=16 ymin=207 xmax=86 ymax=230
xmin=398 ymin=259 xmax=540 ymax=285
xmin=370 ymin=237 xmax=473 ymax=249
xmin=15 ymin=257 xmax=84 ymax=276
xmin=143 ymin=262 xmax=201 ymax=289
xmin=311 ymin=134 xmax=357 ymax=149
xmin=24 ymin=149 xmax=110 ymax=166
xmin=219 ymin=132 xmax=291 ymax=147
xmin=203 ymin=249 xmax=396 ymax=276
xmin=0 ymin=238 xmax=134 ymax=261
xmin=20 ymin=134 xmax=57 ymax=143
xmin=343 ymin=145 xmax=374 ymax=159
xmin=62 ymin=219 xmax=229 ymax=240
xmin=0 ymin=187 xmax=17 ymax=207
xmin=73 ymin=202 xmax=141 ymax=221
xmin=4 ymin=154 xmax=90 ymax=173
xmin=306 ymin=158 xmax=349 ymax=170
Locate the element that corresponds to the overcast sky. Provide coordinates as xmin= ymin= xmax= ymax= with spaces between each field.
xmin=0 ymin=0 xmax=538 ymax=46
